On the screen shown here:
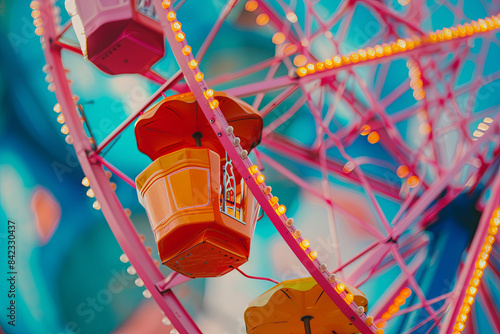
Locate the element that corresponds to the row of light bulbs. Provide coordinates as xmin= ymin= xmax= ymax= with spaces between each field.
xmin=296 ymin=14 xmax=500 ymax=78
xmin=452 ymin=207 xmax=500 ymax=333
xmin=158 ymin=1 xmax=384 ymax=332
xmin=375 ymin=287 xmax=412 ymax=329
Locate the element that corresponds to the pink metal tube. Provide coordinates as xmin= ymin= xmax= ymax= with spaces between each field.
xmin=38 ymin=2 xmax=201 ymax=333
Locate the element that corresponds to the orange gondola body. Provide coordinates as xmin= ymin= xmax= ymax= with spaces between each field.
xmin=135 ymin=92 xmax=263 ymax=278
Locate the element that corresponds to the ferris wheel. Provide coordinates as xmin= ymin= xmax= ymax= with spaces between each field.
xmin=32 ymin=0 xmax=500 ymax=333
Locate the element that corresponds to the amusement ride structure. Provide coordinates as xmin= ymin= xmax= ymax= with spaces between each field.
xmin=31 ymin=0 xmax=500 ymax=333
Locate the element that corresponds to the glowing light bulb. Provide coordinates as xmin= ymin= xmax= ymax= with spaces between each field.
xmin=119 ymin=254 xmax=129 ymax=263
xmin=209 ymin=99 xmax=219 ymax=109
xmin=127 ymin=266 xmax=136 ymax=275
xmin=256 ymin=174 xmax=265 ymax=184
xmin=316 ymin=62 xmax=325 ymax=71
xmin=245 ymin=1 xmax=258 ymax=12
xmin=335 ymin=283 xmax=345 ymax=293
xmin=397 ymin=39 xmax=407 ymax=51
xmin=349 ymin=53 xmax=359 ymax=63
xmin=249 ymin=165 xmax=259 ymax=175
xmin=400 ymin=287 xmax=412 ymax=298
xmin=306 ymin=63 xmax=315 ymax=74
xmin=344 ymin=293 xmax=354 ymax=304
xmin=61 ymin=125 xmax=69 ymax=135
xmin=464 ymin=23 xmax=474 ymax=35
xmin=394 ymin=296 xmax=406 ymax=306
xmin=457 ymin=25 xmax=466 ymax=37
xmin=272 ymin=32 xmax=286 ymax=45
xmin=86 ymin=188 xmax=95 ymax=198
xmin=188 ymin=59 xmax=198 ymax=69
xmin=276 ymin=205 xmax=286 ymax=215
xmin=297 ymin=67 xmax=308 ymax=77
xmin=464 ymin=294 xmax=474 ymax=305
xmin=82 ymin=177 xmax=90 ymax=187
xmin=300 ymin=239 xmax=310 ymax=250
xmin=360 ymin=124 xmax=371 ymax=135
xmin=162 ymin=317 xmax=171 ymax=326
xmin=488 ymin=226 xmax=498 ymax=235
xmin=358 ymin=49 xmax=367 ymax=61
xmin=282 ymin=43 xmax=297 ymax=55
xmin=343 ymin=161 xmax=355 ymax=174
xmin=471 ymin=21 xmax=480 ymax=32
xmin=167 ymin=11 xmax=176 ymax=21
xmin=172 ymin=22 xmax=182 ymax=32
xmin=57 ymin=114 xmax=65 ymax=124
xmin=175 ymin=32 xmax=185 ymax=42
xmin=382 ymin=312 xmax=392 ymax=320
xmin=365 ymin=316 xmax=373 ymax=326
xmin=309 ymin=251 xmax=317 ymax=260
xmin=93 ymin=201 xmax=101 ymax=210
xmin=407 ymin=176 xmax=420 ymax=188
xmin=324 ymin=59 xmax=333 ymax=69
xmin=443 ymin=28 xmax=453 ymax=40
xmin=366 ymin=47 xmax=376 ymax=59
xmin=204 ymin=89 xmax=214 ymax=99
xmin=470 ymin=278 xmax=480 ymax=287
xmin=477 ymin=19 xmax=488 ymax=32
xmin=388 ymin=305 xmax=399 ymax=314
xmin=143 ymin=290 xmax=152 ymax=298
xmin=397 ymin=165 xmax=409 ymax=178
xmin=367 ymin=131 xmax=380 ymax=144
xmin=181 ymin=46 xmax=192 ymax=56
xmin=293 ymin=55 xmax=307 ymax=67
xmin=333 ymin=56 xmax=342 ymax=67
xmin=134 ymin=278 xmax=144 ymax=287
xmin=256 ymin=13 xmax=269 ymax=26
xmin=341 ymin=55 xmax=351 ymax=65
xmin=286 ymin=12 xmax=298 ymax=23
xmin=419 ymin=123 xmax=431 ymax=135
xmin=162 ymin=0 xmax=171 ymax=9
xmin=30 ymin=1 xmax=40 ymax=9
xmin=195 ymin=72 xmax=204 ymax=82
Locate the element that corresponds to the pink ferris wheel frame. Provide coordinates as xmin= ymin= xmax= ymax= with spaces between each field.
xmin=34 ymin=0 xmax=500 ymax=333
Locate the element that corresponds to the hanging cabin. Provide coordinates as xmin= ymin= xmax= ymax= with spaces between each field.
xmin=135 ymin=92 xmax=263 ymax=278
xmin=65 ymin=0 xmax=164 ymax=75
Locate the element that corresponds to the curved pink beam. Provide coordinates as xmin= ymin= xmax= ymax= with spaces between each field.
xmin=153 ymin=0 xmax=380 ymax=332
xmin=37 ymin=2 xmax=200 ymax=333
